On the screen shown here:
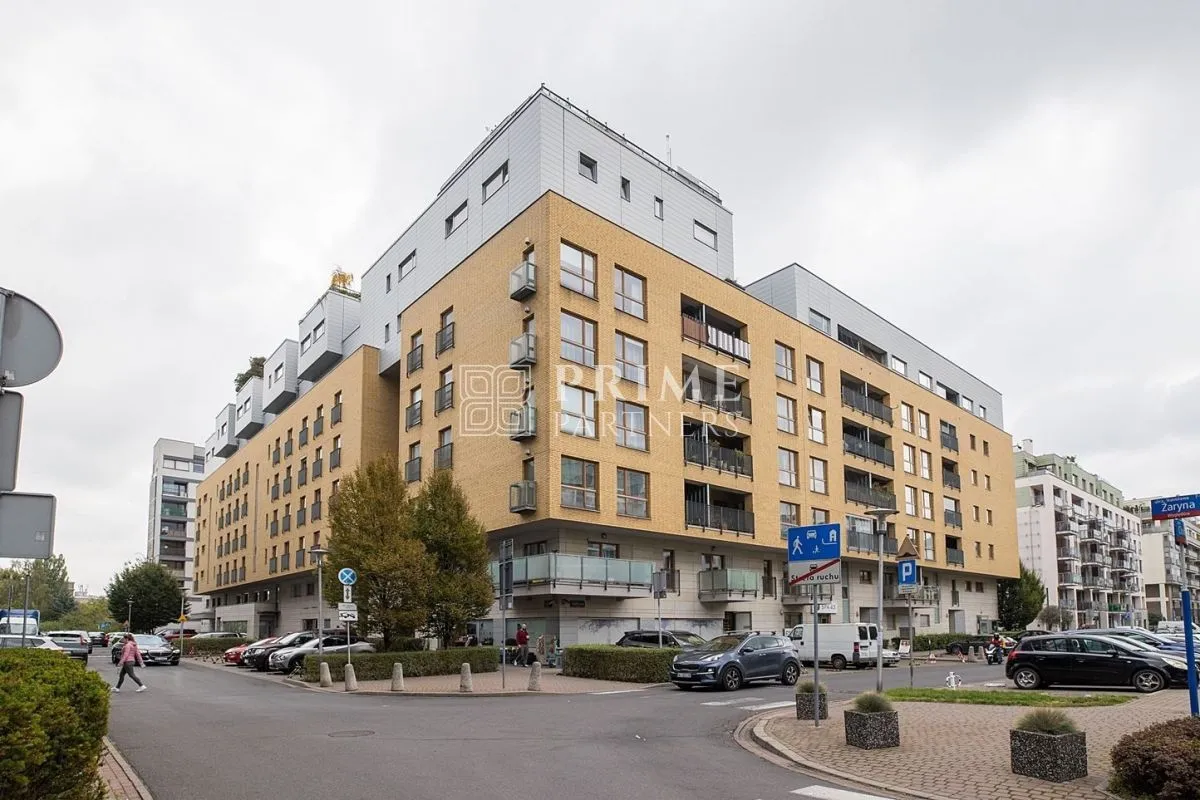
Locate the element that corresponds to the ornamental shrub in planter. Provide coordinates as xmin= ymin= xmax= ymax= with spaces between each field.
xmin=1109 ymin=716 xmax=1200 ymax=800
xmin=794 ymin=680 xmax=828 ymax=720
xmin=844 ymin=692 xmax=899 ymax=749
xmin=1010 ymin=708 xmax=1086 ymax=783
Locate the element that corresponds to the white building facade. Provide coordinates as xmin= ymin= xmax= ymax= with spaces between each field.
xmin=147 ymin=438 xmax=209 ymax=626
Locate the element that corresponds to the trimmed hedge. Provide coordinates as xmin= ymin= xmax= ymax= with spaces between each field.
xmin=561 ymin=645 xmax=679 ymax=683
xmin=0 ymin=649 xmax=109 ymax=800
xmin=302 ymin=647 xmax=499 ymax=683
xmin=912 ymin=633 xmax=964 ymax=652
xmin=179 ymin=638 xmax=241 ymax=657
xmin=1110 ymin=717 xmax=1200 ymax=800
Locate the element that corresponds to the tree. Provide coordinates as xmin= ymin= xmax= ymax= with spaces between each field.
xmin=323 ymin=458 xmax=432 ymax=650
xmin=1148 ymin=610 xmax=1164 ymax=631
xmin=233 ymin=356 xmax=265 ymax=392
xmin=0 ymin=555 xmax=76 ymax=620
xmin=41 ymin=599 xmax=116 ymax=632
xmin=1037 ymin=605 xmax=1075 ymax=631
xmin=411 ymin=469 xmax=494 ymax=647
xmin=106 ymin=561 xmax=185 ymax=633
xmin=996 ymin=562 xmax=1045 ymax=630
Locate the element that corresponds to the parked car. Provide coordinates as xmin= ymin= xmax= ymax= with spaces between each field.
xmin=880 ymin=647 xmax=900 ymax=666
xmin=44 ymin=630 xmax=91 ymax=662
xmin=88 ymin=631 xmax=109 ymax=649
xmin=614 ymin=630 xmax=707 ymax=649
xmin=225 ymin=636 xmax=275 ymax=666
xmin=0 ymin=634 xmax=66 ymax=652
xmin=159 ymin=627 xmax=200 ymax=642
xmin=1006 ymin=633 xmax=1187 ymax=693
xmin=669 ymin=631 xmax=801 ymax=690
xmin=110 ymin=634 xmax=180 ymax=666
xmin=243 ymin=630 xmax=320 ymax=671
xmin=267 ymin=636 xmax=375 ymax=673
xmin=1072 ymin=627 xmax=1191 ymax=655
xmin=193 ymin=631 xmax=246 ymax=640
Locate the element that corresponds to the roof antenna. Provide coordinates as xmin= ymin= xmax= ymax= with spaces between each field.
xmin=666 ymin=134 xmax=672 ymax=168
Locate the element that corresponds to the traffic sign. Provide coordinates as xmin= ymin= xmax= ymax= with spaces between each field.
xmin=178 ymin=615 xmax=188 ymax=623
xmin=787 ymin=524 xmax=841 ymax=585
xmin=0 ymin=391 xmax=22 ymax=492
xmin=1152 ymin=494 xmax=1200 ymax=521
xmin=337 ymin=567 xmax=357 ymax=586
xmin=343 ymin=584 xmax=353 ymax=603
xmin=0 ymin=491 xmax=55 ymax=559
xmin=1175 ymin=519 xmax=1188 ymax=547
xmin=337 ymin=602 xmax=358 ymax=623
xmin=897 ymin=558 xmax=920 ymax=595
xmin=0 ymin=289 xmax=64 ymax=388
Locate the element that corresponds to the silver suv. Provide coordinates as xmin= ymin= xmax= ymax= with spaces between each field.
xmin=669 ymin=631 xmax=801 ymax=691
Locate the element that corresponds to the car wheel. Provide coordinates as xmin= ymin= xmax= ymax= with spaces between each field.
xmin=1132 ymin=669 xmax=1165 ymax=693
xmin=721 ymin=665 xmax=744 ymax=691
xmin=949 ymin=644 xmax=964 ymax=656
xmin=1012 ymin=666 xmax=1041 ymax=689
xmin=830 ymin=654 xmax=848 ymax=671
xmin=781 ymin=661 xmax=800 ymax=686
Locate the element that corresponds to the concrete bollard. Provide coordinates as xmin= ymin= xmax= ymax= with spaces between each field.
xmin=391 ymin=662 xmax=406 ymax=692
xmin=344 ymin=663 xmax=359 ymax=692
xmin=319 ymin=661 xmax=333 ymax=688
xmin=527 ymin=660 xmax=542 ymax=692
xmin=459 ymin=662 xmax=473 ymax=693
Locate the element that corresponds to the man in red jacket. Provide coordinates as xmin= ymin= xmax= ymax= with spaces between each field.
xmin=516 ymin=624 xmax=529 ymax=667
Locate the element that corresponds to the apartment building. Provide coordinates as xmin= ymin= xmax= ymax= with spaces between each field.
xmin=192 ymin=86 xmax=1017 ymax=645
xmin=147 ymin=439 xmax=205 ymax=586
xmin=1013 ymin=440 xmax=1145 ymax=628
xmin=1125 ymin=498 xmax=1200 ymax=624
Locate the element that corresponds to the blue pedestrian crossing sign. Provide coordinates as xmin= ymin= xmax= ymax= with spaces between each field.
xmin=787 ymin=523 xmax=842 ymax=586
xmin=897 ymin=558 xmax=919 ymax=594
xmin=337 ymin=567 xmax=358 ymax=586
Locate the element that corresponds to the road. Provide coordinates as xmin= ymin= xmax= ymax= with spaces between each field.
xmin=101 ymin=659 xmax=1005 ymax=800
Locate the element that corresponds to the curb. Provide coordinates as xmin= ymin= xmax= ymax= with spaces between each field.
xmin=280 ymin=676 xmax=668 ymax=697
xmin=102 ymin=736 xmax=154 ymax=800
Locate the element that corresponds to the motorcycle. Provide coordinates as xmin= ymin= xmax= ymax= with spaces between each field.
xmin=984 ymin=644 xmax=1006 ymax=665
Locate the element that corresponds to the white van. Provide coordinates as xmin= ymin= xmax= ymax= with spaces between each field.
xmin=1156 ymin=620 xmax=1186 ymax=635
xmin=785 ymin=623 xmax=879 ymax=670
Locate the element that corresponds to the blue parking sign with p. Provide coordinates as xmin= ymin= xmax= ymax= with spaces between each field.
xmin=897 ymin=558 xmax=919 ymax=588
xmin=787 ymin=523 xmax=840 ymax=562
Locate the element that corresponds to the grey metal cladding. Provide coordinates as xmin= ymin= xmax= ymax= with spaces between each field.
xmin=263 ymin=339 xmax=299 ymax=414
xmin=747 ymin=264 xmax=1005 ymax=428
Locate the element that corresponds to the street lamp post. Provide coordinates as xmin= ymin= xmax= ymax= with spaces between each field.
xmin=311 ymin=546 xmax=329 ymax=660
xmin=127 ymin=598 xmax=134 ymax=633
xmin=866 ymin=507 xmax=898 ymax=694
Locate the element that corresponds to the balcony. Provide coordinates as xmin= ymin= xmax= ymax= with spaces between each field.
xmin=680 ymin=313 xmax=751 ymax=363
xmin=330 ymin=448 xmax=341 ymax=470
xmin=312 ymin=459 xmax=323 ymax=479
xmin=882 ymin=585 xmax=941 ymax=605
xmin=843 ymin=435 xmax=895 ymax=468
xmin=683 ymin=438 xmax=753 ymax=478
xmin=269 ymin=558 xmax=278 ymax=575
xmin=490 ymin=553 xmax=655 ymax=598
xmin=404 ymin=457 xmax=421 ymax=482
xmin=697 ymin=568 xmax=761 ymax=602
xmin=281 ymin=516 xmax=291 ymax=533
xmin=684 ymin=386 xmax=750 ymax=419
xmin=407 ymin=345 xmax=424 ymax=375
xmin=283 ymin=477 xmax=292 ymax=495
xmin=299 ymin=427 xmax=308 ymax=447
xmin=272 ymin=447 xmax=281 ymax=466
xmin=943 ymin=470 xmax=961 ymax=491
xmin=780 ymin=579 xmax=811 ymax=605
xmin=270 ymin=519 xmax=279 ymax=536
xmin=685 ymin=501 xmax=755 ymax=535
xmin=281 ymin=553 xmax=291 ymax=571
xmin=296 ymin=507 xmax=307 ymax=526
xmin=940 ymin=432 xmax=959 ymax=452
xmin=845 ymin=531 xmax=899 ymax=554
xmin=944 ymin=509 xmax=963 ymax=528
xmin=946 ymin=548 xmax=965 ymax=567
xmin=270 ymin=484 xmax=280 ymax=501
xmin=1081 ymin=551 xmax=1110 ymax=566
xmin=298 ymin=468 xmax=308 ymax=487
xmin=509 ymin=260 xmax=536 ymax=300
xmin=436 ymin=323 xmax=455 ymax=356
xmin=435 ymin=383 xmax=454 ymax=413
xmin=841 ymin=386 xmax=893 ymax=425
xmin=508 ymin=405 xmax=536 ymax=440
xmin=509 ymin=333 xmax=536 ymax=367
xmin=1109 ymin=534 xmax=1132 ymax=552
xmin=313 ymin=416 xmax=325 ymax=437
xmin=311 ymin=500 xmax=322 ymax=520
xmin=406 ymin=401 xmax=423 ymax=430
xmin=296 ymin=549 xmax=306 ymax=568
xmin=332 ymin=403 xmax=343 ymax=425
xmin=509 ymin=480 xmax=536 ymax=513
xmin=1057 ymin=547 xmax=1081 ymax=560
xmin=844 ymin=482 xmax=896 ymax=510
xmin=284 ymin=439 xmax=294 ymax=458
xmin=434 ymin=443 xmax=453 ymax=471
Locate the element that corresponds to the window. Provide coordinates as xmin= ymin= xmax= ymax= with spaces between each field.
xmin=780 ymin=501 xmax=800 ymax=535
xmin=970 ymin=469 xmax=978 ymax=486
xmin=482 ymin=161 xmax=508 ymax=201
xmin=811 ymin=508 xmax=829 ymax=524
xmin=621 ymin=176 xmax=631 ymax=201
xmin=809 ymin=457 xmax=827 ymax=493
xmin=984 ymin=474 xmax=992 ymax=490
xmin=978 ymin=405 xmax=987 ymax=420
xmin=969 ymin=434 xmax=977 ymax=450
xmin=775 ymin=343 xmax=795 ymax=382
xmin=807 ymin=406 xmax=825 ymax=444
xmin=560 ymin=312 xmax=596 ymax=367
xmin=920 ymin=450 xmax=932 ymax=480
xmin=806 ymin=357 xmax=824 ymax=394
xmin=384 ymin=323 xmax=390 ymax=343
xmin=578 ymin=152 xmax=597 ymax=182
xmin=613 ymin=267 xmax=645 ymax=319
xmin=778 ymin=448 xmax=799 ymax=487
xmin=921 ymin=490 xmax=934 ymax=520
xmin=385 ymin=273 xmax=392 ymax=293
xmin=558 ymin=384 xmax=596 ymax=438
xmin=923 ymin=531 xmax=936 ymax=560
xmin=972 ymin=505 xmax=980 ymax=522
xmin=561 ymin=456 xmax=598 ymax=510
xmin=858 ymin=570 xmax=873 ymax=584
xmin=808 ymin=309 xmax=831 ymax=336
xmin=616 ymin=468 xmax=649 ymax=518
xmin=917 ymin=411 xmax=930 ymax=439
xmin=986 ymin=509 xmax=993 ymax=526
xmin=988 ymin=543 xmax=995 ymax=560
xmin=918 ymin=371 xmax=933 ymax=390
xmin=905 ymin=486 xmax=917 ymax=516
xmin=445 ymin=200 xmax=468 ymax=237
xmin=588 ymin=541 xmax=618 ymax=558
xmin=890 ymin=355 xmax=907 ymax=375
xmin=560 ymin=242 xmax=597 ymax=298
xmin=900 ymin=403 xmax=913 ymax=432
xmin=312 ymin=319 xmax=325 ymax=344
xmin=399 ymin=250 xmax=416 ymax=278
xmin=776 ymin=395 xmax=797 ymax=434
xmin=960 ymin=396 xmax=973 ymax=412
xmin=983 ymin=440 xmax=990 ymax=456
xmin=693 ymin=220 xmax=718 ymax=249
xmin=903 ymin=444 xmax=915 ymax=474
xmin=653 ymin=196 xmax=663 ymax=219
xmin=614 ymin=401 xmax=648 ymax=450
xmin=614 ymin=332 xmax=647 ymax=385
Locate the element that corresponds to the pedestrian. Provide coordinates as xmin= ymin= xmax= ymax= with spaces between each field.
xmin=113 ymin=633 xmax=147 ymax=693
xmin=516 ymin=624 xmax=529 ymax=667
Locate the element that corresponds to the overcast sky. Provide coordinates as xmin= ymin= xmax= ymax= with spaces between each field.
xmin=3 ymin=2 xmax=1198 ymax=592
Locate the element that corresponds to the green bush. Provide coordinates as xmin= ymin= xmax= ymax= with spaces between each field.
xmin=852 ymin=692 xmax=894 ymax=713
xmin=0 ymin=649 xmax=109 ymax=800
xmin=178 ymin=638 xmax=239 ymax=657
xmin=1109 ymin=717 xmax=1200 ymax=800
xmin=1014 ymin=708 xmax=1078 ymax=735
xmin=302 ymin=647 xmax=499 ymax=683
xmin=796 ymin=679 xmax=827 ymax=695
xmin=912 ymin=633 xmax=963 ymax=652
xmin=561 ymin=645 xmax=678 ymax=683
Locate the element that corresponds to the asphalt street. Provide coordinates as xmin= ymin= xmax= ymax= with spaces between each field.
xmin=99 ymin=659 xmax=1005 ymax=800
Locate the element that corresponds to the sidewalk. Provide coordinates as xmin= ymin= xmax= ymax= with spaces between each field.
xmin=100 ymin=737 xmax=152 ymax=799
xmin=302 ymin=666 xmax=660 ymax=695
xmin=751 ymin=688 xmax=1190 ymax=800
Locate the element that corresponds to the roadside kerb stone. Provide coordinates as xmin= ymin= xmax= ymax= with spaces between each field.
xmin=281 ymin=669 xmax=664 ymax=696
xmin=100 ymin=737 xmax=154 ymax=800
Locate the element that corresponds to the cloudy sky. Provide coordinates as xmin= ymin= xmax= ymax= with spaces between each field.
xmin=2 ymin=2 xmax=1198 ymax=592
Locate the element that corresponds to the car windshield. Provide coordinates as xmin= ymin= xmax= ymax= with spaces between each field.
xmin=47 ymin=632 xmax=80 ymax=640
xmin=133 ymin=635 xmax=167 ymax=648
xmin=673 ymin=633 xmax=707 ymax=647
xmin=694 ymin=635 xmax=742 ymax=653
xmin=275 ymin=632 xmax=309 ymax=646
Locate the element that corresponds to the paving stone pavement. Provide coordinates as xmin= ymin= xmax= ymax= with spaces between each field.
xmin=761 ymin=689 xmax=1192 ymax=800
xmin=100 ymin=738 xmax=152 ymax=799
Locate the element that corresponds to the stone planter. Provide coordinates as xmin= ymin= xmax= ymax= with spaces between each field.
xmin=795 ymin=692 xmax=828 ymax=720
xmin=1010 ymin=729 xmax=1087 ymax=782
xmin=844 ymin=709 xmax=900 ymax=749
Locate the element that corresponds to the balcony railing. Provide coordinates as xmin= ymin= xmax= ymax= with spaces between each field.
xmin=509 ymin=260 xmax=536 ymax=300
xmin=843 ymin=435 xmax=895 ymax=467
xmin=284 ymin=439 xmax=293 ymax=457
xmin=435 ymin=382 xmax=454 ymax=413
xmin=407 ymin=345 xmax=424 ymax=375
xmin=942 ymin=470 xmax=961 ymax=491
xmin=299 ymin=427 xmax=308 ymax=447
xmin=946 ymin=548 xmax=965 ymax=567
xmin=281 ymin=553 xmax=291 ymax=571
xmin=1058 ymin=572 xmax=1082 ymax=585
xmin=940 ymin=432 xmax=960 ymax=452
xmin=296 ymin=549 xmax=306 ymax=568
xmin=281 ymin=516 xmax=291 ymax=532
xmin=1057 ymin=547 xmax=1080 ymax=560
xmin=841 ymin=387 xmax=893 ymax=424
xmin=697 ymin=568 xmax=761 ymax=599
xmin=270 ymin=519 xmax=279 ymax=536
xmin=681 ymin=313 xmax=751 ymax=362
xmin=268 ymin=558 xmax=278 ymax=575
xmin=160 ymin=502 xmax=188 ymax=517
xmin=845 ymin=531 xmax=899 ymax=554
xmin=434 ymin=443 xmax=453 ymax=470
xmin=844 ymin=482 xmax=896 ymax=509
xmin=283 ymin=477 xmax=292 ymax=495
xmin=683 ymin=438 xmax=753 ymax=477
xmin=489 ymin=553 xmax=655 ymax=593
xmin=272 ymin=447 xmax=281 ymax=465
xmin=509 ymin=480 xmax=536 ymax=513
xmin=330 ymin=448 xmax=341 ymax=469
xmin=508 ymin=405 xmax=536 ymax=440
xmin=313 ymin=417 xmax=324 ymax=437
xmin=404 ymin=457 xmax=422 ymax=483
xmin=312 ymin=459 xmax=323 ymax=479
xmin=509 ymin=333 xmax=536 ymax=367
xmin=331 ymin=403 xmax=343 ymax=425
xmin=436 ymin=323 xmax=455 ymax=355
xmin=684 ymin=501 xmax=754 ymax=535
xmin=298 ymin=467 xmax=308 ymax=487
xmin=296 ymin=507 xmax=306 ymax=527
xmin=406 ymin=401 xmax=423 ymax=430
xmin=311 ymin=500 xmax=322 ymax=520
xmin=944 ymin=509 xmax=963 ymax=528
xmin=270 ymin=485 xmax=280 ymax=501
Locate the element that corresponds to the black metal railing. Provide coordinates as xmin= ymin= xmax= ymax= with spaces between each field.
xmin=509 ymin=480 xmax=536 ymax=513
xmin=404 ymin=457 xmax=422 ymax=483
xmin=435 ymin=383 xmax=454 ymax=413
xmin=940 ymin=432 xmax=959 ymax=452
xmin=841 ymin=387 xmax=892 ymax=424
xmin=944 ymin=510 xmax=963 ymax=528
xmin=684 ymin=501 xmax=754 ymax=534
xmin=943 ymin=470 xmax=961 ymax=491
xmin=406 ymin=401 xmax=423 ymax=430
xmin=436 ymin=323 xmax=455 ymax=355
xmin=844 ymin=482 xmax=896 ymax=509
xmin=683 ymin=438 xmax=753 ymax=477
xmin=434 ymin=443 xmax=453 ymax=470
xmin=407 ymin=345 xmax=424 ymax=375
xmin=946 ymin=548 xmax=965 ymax=566
xmin=843 ymin=435 xmax=895 ymax=467
xmin=331 ymin=403 xmax=343 ymax=425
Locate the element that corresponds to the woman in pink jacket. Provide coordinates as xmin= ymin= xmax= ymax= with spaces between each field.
xmin=113 ymin=633 xmax=147 ymax=693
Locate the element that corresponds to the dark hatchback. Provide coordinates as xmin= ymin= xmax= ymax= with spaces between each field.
xmin=1006 ymin=633 xmax=1188 ymax=693
xmin=669 ymin=632 xmax=801 ymax=691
